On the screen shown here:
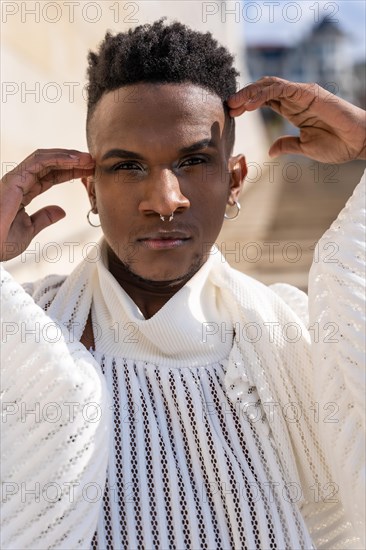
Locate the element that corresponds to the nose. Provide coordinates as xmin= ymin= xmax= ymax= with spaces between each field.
xmin=138 ymin=168 xmax=190 ymax=217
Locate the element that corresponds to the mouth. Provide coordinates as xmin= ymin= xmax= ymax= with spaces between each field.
xmin=137 ymin=230 xmax=192 ymax=250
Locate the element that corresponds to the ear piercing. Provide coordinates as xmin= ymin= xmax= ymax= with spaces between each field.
xmin=87 ymin=208 xmax=101 ymax=227
xmin=224 ymin=200 xmax=241 ymax=220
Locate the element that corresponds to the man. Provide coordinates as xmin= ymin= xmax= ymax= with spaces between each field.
xmin=1 ymin=19 xmax=365 ymax=549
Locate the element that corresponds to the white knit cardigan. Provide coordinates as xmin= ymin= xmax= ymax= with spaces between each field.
xmin=1 ymin=174 xmax=365 ymax=549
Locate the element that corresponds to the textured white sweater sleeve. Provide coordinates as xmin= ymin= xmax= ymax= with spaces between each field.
xmin=1 ymin=267 xmax=111 ymax=549
xmin=308 ymin=171 xmax=366 ymax=544
xmin=1 ymin=172 xmax=364 ymax=549
xmin=272 ymin=173 xmax=365 ymax=546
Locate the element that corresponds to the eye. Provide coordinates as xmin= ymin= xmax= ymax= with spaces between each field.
xmin=180 ymin=156 xmax=207 ymax=168
xmin=111 ymin=161 xmax=143 ymax=172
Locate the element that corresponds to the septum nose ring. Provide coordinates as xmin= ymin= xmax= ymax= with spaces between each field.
xmin=160 ymin=213 xmax=174 ymax=222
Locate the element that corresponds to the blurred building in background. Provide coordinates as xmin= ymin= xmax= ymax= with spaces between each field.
xmin=353 ymin=60 xmax=366 ymax=109
xmin=243 ymin=12 xmax=366 ymax=290
xmin=247 ymin=16 xmax=364 ymax=107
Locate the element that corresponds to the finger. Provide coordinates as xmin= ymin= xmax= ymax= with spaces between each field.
xmin=39 ymin=167 xmax=95 ymax=187
xmin=18 ymin=167 xmax=96 ymax=208
xmin=228 ymin=89 xmax=287 ymax=118
xmin=229 ymin=98 xmax=283 ymax=119
xmin=269 ymin=136 xmax=304 ymax=158
xmin=17 ymin=167 xmax=96 ymax=207
xmin=3 ymin=151 xmax=94 ymax=193
xmin=244 ymin=82 xmax=299 ymax=110
xmin=1 ymin=156 xmax=94 ymax=225
xmin=30 ymin=206 xmax=66 ymax=237
xmin=21 ymin=148 xmax=94 ymax=167
xmin=22 ymin=156 xmax=95 ymax=189
xmin=229 ymin=79 xmax=315 ymax=116
xmin=227 ymin=77 xmax=286 ymax=108
xmin=229 ymin=105 xmax=248 ymax=118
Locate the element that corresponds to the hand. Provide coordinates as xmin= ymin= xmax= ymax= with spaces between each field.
xmin=227 ymin=76 xmax=366 ymax=164
xmin=0 ymin=149 xmax=95 ymax=261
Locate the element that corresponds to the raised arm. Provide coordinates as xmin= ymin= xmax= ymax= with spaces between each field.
xmin=229 ymin=77 xmax=366 ymax=545
xmin=0 ymin=150 xmax=111 ymax=549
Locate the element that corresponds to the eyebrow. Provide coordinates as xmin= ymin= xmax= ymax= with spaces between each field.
xmin=101 ymin=149 xmax=145 ymax=161
xmin=179 ymin=138 xmax=216 ymax=154
xmin=101 ymin=139 xmax=216 ymax=162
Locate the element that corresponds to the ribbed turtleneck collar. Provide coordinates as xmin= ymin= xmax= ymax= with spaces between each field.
xmin=91 ymin=243 xmax=233 ymax=367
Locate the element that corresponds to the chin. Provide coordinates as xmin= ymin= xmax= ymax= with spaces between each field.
xmin=133 ymin=266 xmax=191 ymax=284
xmin=128 ymin=255 xmax=204 ymax=284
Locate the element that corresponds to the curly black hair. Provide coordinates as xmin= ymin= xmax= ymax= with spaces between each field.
xmin=86 ymin=19 xmax=239 ymax=153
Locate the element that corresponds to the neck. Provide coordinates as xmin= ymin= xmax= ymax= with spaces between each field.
xmin=107 ymin=247 xmax=198 ymax=319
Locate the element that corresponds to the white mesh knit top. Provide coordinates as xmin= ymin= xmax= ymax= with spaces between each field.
xmin=1 ymin=174 xmax=365 ymax=550
xmin=89 ymin=351 xmax=313 ymax=550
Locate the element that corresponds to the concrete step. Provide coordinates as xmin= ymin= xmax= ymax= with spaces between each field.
xmin=219 ymin=158 xmax=365 ymax=292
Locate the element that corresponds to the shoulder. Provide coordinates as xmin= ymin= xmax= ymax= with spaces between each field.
xmin=22 ymin=273 xmax=67 ymax=312
xmin=270 ymin=282 xmax=309 ymax=327
xmin=214 ymin=260 xmax=309 ymax=326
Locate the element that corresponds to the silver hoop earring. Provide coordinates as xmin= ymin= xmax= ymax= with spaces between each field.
xmin=160 ymin=212 xmax=174 ymax=222
xmin=87 ymin=209 xmax=101 ymax=228
xmin=224 ymin=200 xmax=241 ymax=220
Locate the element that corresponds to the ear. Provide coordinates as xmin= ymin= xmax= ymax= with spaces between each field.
xmin=81 ymin=176 xmax=98 ymax=212
xmin=227 ymin=154 xmax=247 ymax=205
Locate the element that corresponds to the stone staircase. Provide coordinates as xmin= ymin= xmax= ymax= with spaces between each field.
xmin=218 ymin=158 xmax=366 ymax=291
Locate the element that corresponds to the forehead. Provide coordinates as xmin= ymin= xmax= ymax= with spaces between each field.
xmin=88 ymin=83 xmax=226 ymax=152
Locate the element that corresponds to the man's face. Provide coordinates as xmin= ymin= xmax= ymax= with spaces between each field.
xmin=85 ymin=82 xmax=246 ymax=282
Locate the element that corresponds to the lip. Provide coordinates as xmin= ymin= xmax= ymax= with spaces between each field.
xmin=138 ymin=230 xmax=191 ymax=250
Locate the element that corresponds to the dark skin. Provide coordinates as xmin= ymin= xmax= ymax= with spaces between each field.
xmin=2 ymin=77 xmax=364 ymax=343
xmin=83 ymin=83 xmax=246 ymax=319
